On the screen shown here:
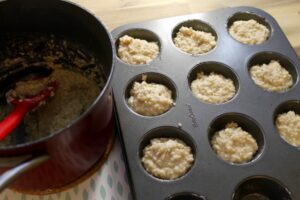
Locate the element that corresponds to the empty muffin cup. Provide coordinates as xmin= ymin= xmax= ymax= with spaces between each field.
xmin=233 ymin=176 xmax=292 ymax=200
xmin=166 ymin=192 xmax=207 ymax=200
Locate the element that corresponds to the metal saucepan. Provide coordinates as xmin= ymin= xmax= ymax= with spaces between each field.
xmin=0 ymin=0 xmax=115 ymax=192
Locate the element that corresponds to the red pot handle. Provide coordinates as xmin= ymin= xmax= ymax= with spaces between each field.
xmin=0 ymin=103 xmax=32 ymax=141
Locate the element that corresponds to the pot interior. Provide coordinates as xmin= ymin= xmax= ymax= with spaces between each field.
xmin=0 ymin=0 xmax=114 ymax=148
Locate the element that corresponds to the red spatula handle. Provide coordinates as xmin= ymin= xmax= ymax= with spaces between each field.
xmin=0 ymin=103 xmax=32 ymax=141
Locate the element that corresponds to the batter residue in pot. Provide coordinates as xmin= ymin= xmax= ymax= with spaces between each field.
xmin=7 ymin=76 xmax=55 ymax=99
xmin=0 ymin=34 xmax=106 ymax=146
xmin=23 ymin=67 xmax=99 ymax=140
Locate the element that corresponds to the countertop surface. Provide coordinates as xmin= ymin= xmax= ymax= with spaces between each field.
xmin=73 ymin=0 xmax=300 ymax=56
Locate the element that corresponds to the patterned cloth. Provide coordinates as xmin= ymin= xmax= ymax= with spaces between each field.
xmin=0 ymin=139 xmax=131 ymax=200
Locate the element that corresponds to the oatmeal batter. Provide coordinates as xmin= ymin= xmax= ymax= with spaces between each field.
xmin=173 ymin=26 xmax=216 ymax=55
xmin=118 ymin=35 xmax=159 ymax=65
xmin=250 ymin=60 xmax=293 ymax=92
xmin=211 ymin=122 xmax=258 ymax=164
xmin=191 ymin=71 xmax=236 ymax=104
xmin=229 ymin=19 xmax=270 ymax=45
xmin=142 ymin=137 xmax=194 ymax=180
xmin=276 ymin=111 xmax=300 ymax=148
xmin=128 ymin=80 xmax=173 ymax=116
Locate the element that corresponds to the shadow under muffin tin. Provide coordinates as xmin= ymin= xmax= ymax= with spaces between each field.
xmin=112 ymin=6 xmax=300 ymax=200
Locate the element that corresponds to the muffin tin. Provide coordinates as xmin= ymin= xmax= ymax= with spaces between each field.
xmin=111 ymin=6 xmax=300 ymax=200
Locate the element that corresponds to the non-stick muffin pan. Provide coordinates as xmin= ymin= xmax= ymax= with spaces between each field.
xmin=111 ymin=6 xmax=300 ymax=200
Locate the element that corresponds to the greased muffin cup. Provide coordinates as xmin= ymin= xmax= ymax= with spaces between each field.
xmin=112 ymin=6 xmax=300 ymax=200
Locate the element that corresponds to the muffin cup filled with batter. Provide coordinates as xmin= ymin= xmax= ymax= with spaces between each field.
xmin=188 ymin=62 xmax=239 ymax=104
xmin=139 ymin=127 xmax=195 ymax=180
xmin=208 ymin=113 xmax=264 ymax=164
xmin=274 ymin=100 xmax=300 ymax=149
xmin=125 ymin=73 xmax=176 ymax=117
xmin=172 ymin=20 xmax=217 ymax=55
xmin=116 ymin=29 xmax=160 ymax=65
xmin=248 ymin=52 xmax=297 ymax=92
xmin=227 ymin=12 xmax=271 ymax=45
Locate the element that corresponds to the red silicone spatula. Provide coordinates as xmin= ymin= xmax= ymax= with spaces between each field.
xmin=0 ymin=82 xmax=56 ymax=141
